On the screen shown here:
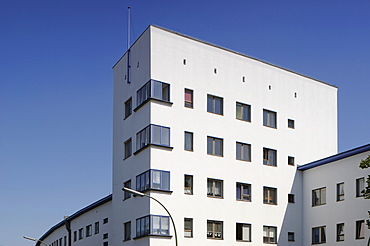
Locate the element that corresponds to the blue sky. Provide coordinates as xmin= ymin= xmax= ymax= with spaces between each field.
xmin=1 ymin=1 xmax=369 ymax=245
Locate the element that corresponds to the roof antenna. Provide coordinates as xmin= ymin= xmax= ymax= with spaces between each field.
xmin=127 ymin=6 xmax=130 ymax=50
xmin=127 ymin=6 xmax=131 ymax=84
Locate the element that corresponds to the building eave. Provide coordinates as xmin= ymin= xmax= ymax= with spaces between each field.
xmin=298 ymin=143 xmax=370 ymax=171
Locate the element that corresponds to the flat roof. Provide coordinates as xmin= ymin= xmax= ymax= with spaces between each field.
xmin=298 ymin=143 xmax=370 ymax=171
xmin=114 ymin=24 xmax=337 ymax=89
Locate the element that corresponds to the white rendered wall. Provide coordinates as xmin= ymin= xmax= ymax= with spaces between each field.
xmin=302 ymin=152 xmax=370 ymax=246
xmin=112 ymin=25 xmax=338 ymax=246
xmin=40 ymin=200 xmax=112 ymax=246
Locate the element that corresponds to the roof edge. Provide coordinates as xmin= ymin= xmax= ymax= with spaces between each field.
xmin=38 ymin=194 xmax=112 ymax=243
xmin=298 ymin=143 xmax=370 ymax=171
xmin=149 ymin=24 xmax=337 ymax=88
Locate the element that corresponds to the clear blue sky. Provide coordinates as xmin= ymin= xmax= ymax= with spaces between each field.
xmin=1 ymin=1 xmax=369 ymax=245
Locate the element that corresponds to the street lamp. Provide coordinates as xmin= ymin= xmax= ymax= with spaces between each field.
xmin=122 ymin=187 xmax=178 ymax=246
xmin=23 ymin=236 xmax=48 ymax=246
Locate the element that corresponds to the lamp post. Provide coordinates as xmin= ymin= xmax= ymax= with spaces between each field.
xmin=122 ymin=187 xmax=178 ymax=246
xmin=23 ymin=236 xmax=48 ymax=246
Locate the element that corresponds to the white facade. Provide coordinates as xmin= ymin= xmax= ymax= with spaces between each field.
xmin=36 ymin=25 xmax=368 ymax=246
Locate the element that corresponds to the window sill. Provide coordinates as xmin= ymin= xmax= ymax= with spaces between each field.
xmin=134 ymin=234 xmax=172 ymax=240
xmin=263 ymin=164 xmax=277 ymax=167
xmin=207 ymin=154 xmax=223 ymax=157
xmin=134 ymin=98 xmax=173 ymax=112
xmin=236 ymin=199 xmax=251 ymax=202
xmin=311 ymin=203 xmax=326 ymax=207
xmin=140 ymin=189 xmax=173 ymax=195
xmin=134 ymin=144 xmax=174 ymax=155
xmin=207 ymin=111 xmax=224 ymax=116
xmin=263 ymin=125 xmax=277 ymax=129
xmin=236 ymin=159 xmax=251 ymax=162
xmin=207 ymin=196 xmax=223 ymax=199
xmin=236 ymin=240 xmax=252 ymax=242
xmin=236 ymin=118 xmax=251 ymax=123
xmin=123 ymin=155 xmax=132 ymax=161
xmin=263 ymin=203 xmax=277 ymax=206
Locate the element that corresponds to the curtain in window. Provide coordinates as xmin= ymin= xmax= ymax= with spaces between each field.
xmin=207 ymin=180 xmax=213 ymax=196
xmin=152 ymin=170 xmax=161 ymax=189
xmin=242 ymin=225 xmax=250 ymax=241
xmin=215 ymin=181 xmax=222 ymax=197
xmin=207 ymin=221 xmax=213 ymax=237
xmin=268 ymin=150 xmax=275 ymax=165
xmin=269 ymin=227 xmax=276 ymax=243
xmin=236 ymin=104 xmax=243 ymax=119
xmin=215 ymin=138 xmax=222 ymax=156
xmin=152 ymin=216 xmax=161 ymax=234
xmin=161 ymin=217 xmax=169 ymax=235
xmin=236 ymin=184 xmax=241 ymax=200
xmin=215 ymin=222 xmax=222 ymax=238
xmin=321 ymin=188 xmax=326 ymax=204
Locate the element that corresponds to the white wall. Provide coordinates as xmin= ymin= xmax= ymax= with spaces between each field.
xmin=302 ymin=151 xmax=370 ymax=246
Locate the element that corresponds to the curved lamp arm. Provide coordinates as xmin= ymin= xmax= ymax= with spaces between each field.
xmin=23 ymin=236 xmax=48 ymax=246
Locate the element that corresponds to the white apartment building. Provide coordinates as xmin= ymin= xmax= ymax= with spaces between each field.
xmin=34 ymin=25 xmax=368 ymax=246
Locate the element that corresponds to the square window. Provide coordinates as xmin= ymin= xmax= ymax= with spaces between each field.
xmin=236 ymin=223 xmax=251 ymax=242
xmin=337 ymin=183 xmax=345 ymax=201
xmin=124 ymin=98 xmax=132 ymax=118
xmin=184 ymin=132 xmax=193 ymax=151
xmin=336 ymin=223 xmax=344 ymax=241
xmin=312 ymin=187 xmax=326 ymax=206
xmin=288 ymin=119 xmax=295 ymax=129
xmin=207 ymin=136 xmax=223 ymax=156
xmin=207 ymin=220 xmax=223 ymax=239
xmin=103 ymin=242 xmax=108 ymax=246
xmin=124 ymin=221 xmax=131 ymax=241
xmin=184 ymin=89 xmax=193 ymax=108
xmin=184 ymin=218 xmax=193 ymax=237
xmin=207 ymin=179 xmax=223 ymax=198
xmin=356 ymin=220 xmax=365 ymax=239
xmin=124 ymin=180 xmax=131 ymax=200
xmin=124 ymin=138 xmax=132 ymax=159
xmin=288 ymin=232 xmax=295 ymax=241
xmin=103 ymin=233 xmax=108 ymax=239
xmin=236 ymin=183 xmax=251 ymax=202
xmin=236 ymin=142 xmax=251 ymax=162
xmin=263 ymin=148 xmax=277 ymax=166
xmin=288 ymin=156 xmax=295 ymax=166
xmin=207 ymin=94 xmax=223 ymax=115
xmin=263 ymin=187 xmax=277 ymax=205
xmin=184 ymin=175 xmax=193 ymax=195
xmin=312 ymin=226 xmax=326 ymax=244
xmin=356 ymin=177 xmax=365 ymax=197
xmin=263 ymin=226 xmax=277 ymax=243
xmin=263 ymin=109 xmax=277 ymax=128
xmin=103 ymin=218 xmax=108 ymax=224
xmin=288 ymin=194 xmax=295 ymax=203
xmin=236 ymin=102 xmax=251 ymax=122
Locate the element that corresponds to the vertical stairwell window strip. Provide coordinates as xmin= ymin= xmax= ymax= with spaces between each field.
xmin=207 ymin=94 xmax=223 ymax=115
xmin=136 ymin=124 xmax=170 ymax=151
xmin=136 ymin=80 xmax=170 ymax=107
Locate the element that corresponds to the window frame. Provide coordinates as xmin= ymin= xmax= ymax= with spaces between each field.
xmin=356 ymin=177 xmax=365 ymax=197
xmin=136 ymin=169 xmax=171 ymax=192
xmin=78 ymin=228 xmax=84 ymax=240
xmin=236 ymin=102 xmax=251 ymax=122
xmin=356 ymin=220 xmax=365 ymax=239
xmin=336 ymin=223 xmax=344 ymax=241
xmin=124 ymin=97 xmax=132 ymax=119
xmin=288 ymin=194 xmax=295 ymax=203
xmin=124 ymin=180 xmax=132 ymax=200
xmin=263 ymin=148 xmax=277 ymax=166
xmin=312 ymin=187 xmax=326 ymax=206
xmin=94 ymin=221 xmax=99 ymax=234
xmin=207 ymin=178 xmax=223 ymax=198
xmin=263 ymin=226 xmax=277 ymax=244
xmin=337 ymin=182 xmax=345 ymax=201
xmin=288 ymin=119 xmax=295 ymax=129
xmin=236 ymin=142 xmax=251 ymax=162
xmin=184 ymin=218 xmax=193 ymax=238
xmin=136 ymin=80 xmax=171 ymax=108
xmin=207 ymin=220 xmax=223 ymax=240
xmin=236 ymin=182 xmax=251 ymax=202
xmin=184 ymin=131 xmax=193 ymax=151
xmin=263 ymin=109 xmax=277 ymax=128
xmin=288 ymin=156 xmax=295 ymax=166
xmin=136 ymin=215 xmax=170 ymax=238
xmin=184 ymin=175 xmax=193 ymax=195
xmin=124 ymin=221 xmax=131 ymax=241
xmin=207 ymin=94 xmax=223 ymax=115
xmin=207 ymin=136 xmax=223 ymax=157
xmin=288 ymin=232 xmax=295 ymax=242
xmin=263 ymin=186 xmax=277 ymax=205
xmin=312 ymin=226 xmax=326 ymax=244
xmin=136 ymin=124 xmax=171 ymax=152
xmin=124 ymin=138 xmax=132 ymax=159
xmin=184 ymin=89 xmax=193 ymax=108
xmin=86 ymin=224 xmax=92 ymax=237
xmin=236 ymin=223 xmax=251 ymax=242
